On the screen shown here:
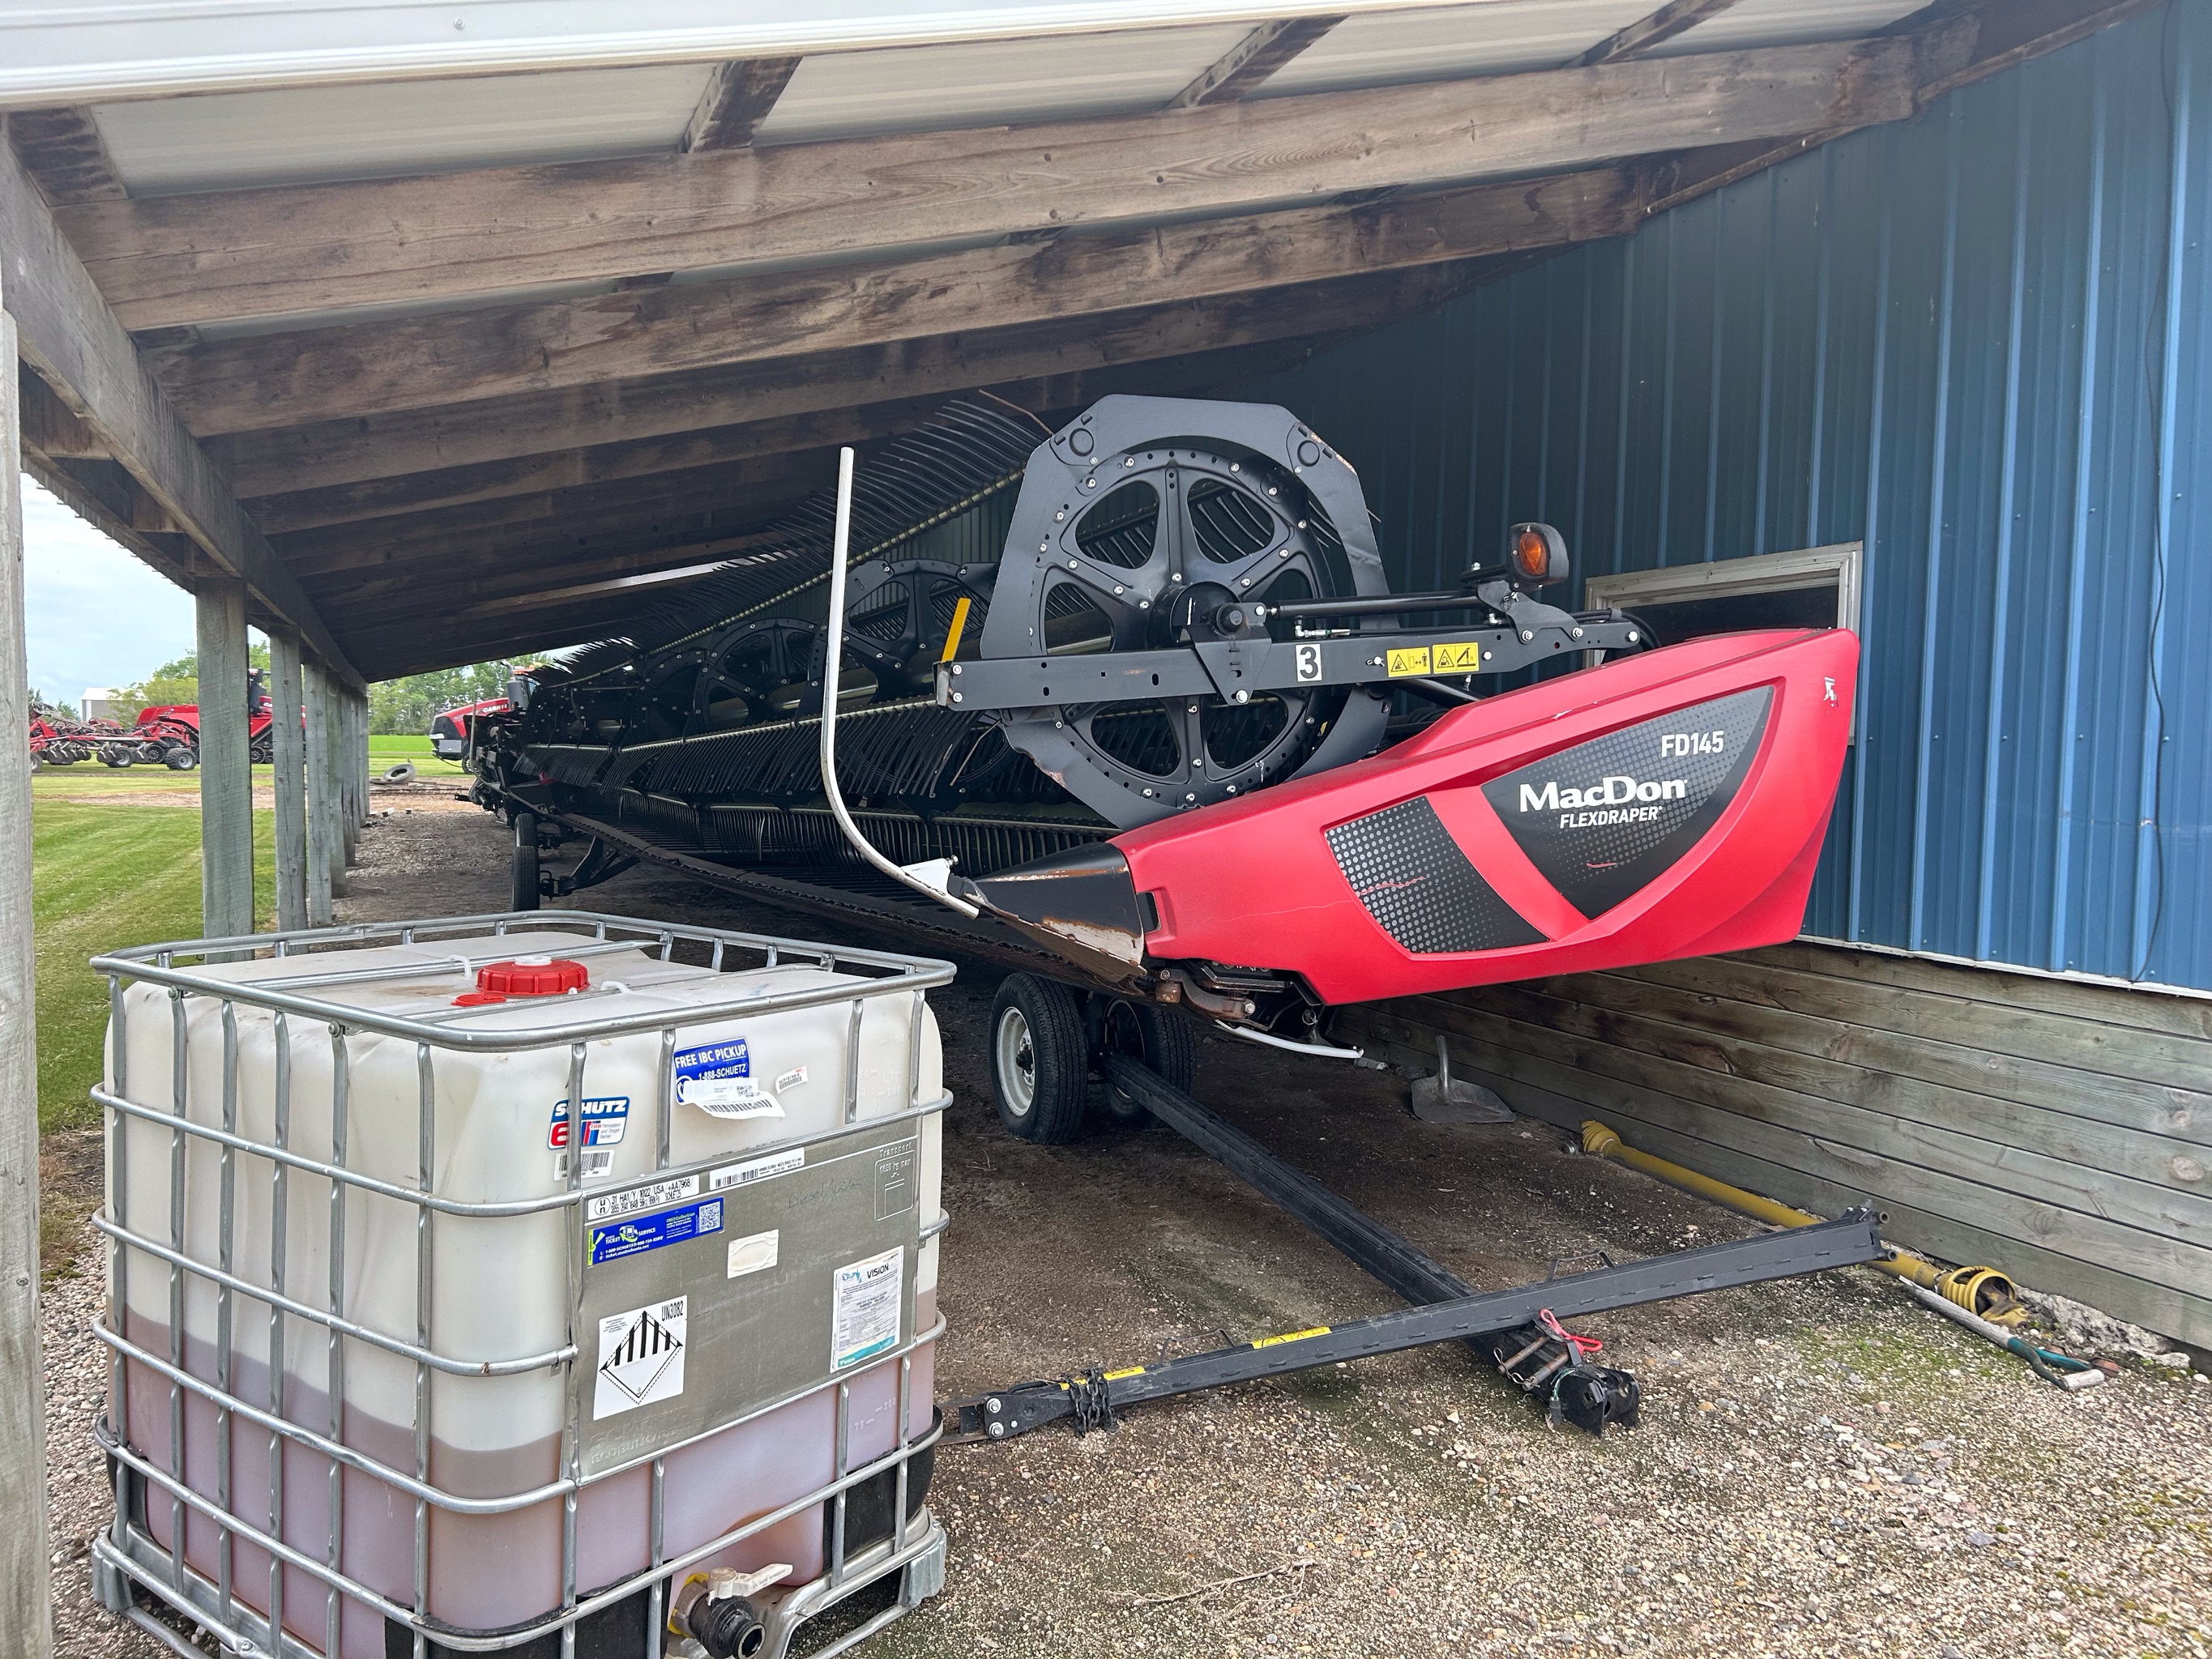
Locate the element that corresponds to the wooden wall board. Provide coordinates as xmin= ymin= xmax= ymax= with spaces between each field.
xmin=1337 ymin=939 xmax=2212 ymax=1346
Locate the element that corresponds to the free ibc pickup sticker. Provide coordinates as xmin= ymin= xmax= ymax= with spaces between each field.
xmin=673 ymin=1038 xmax=784 ymax=1119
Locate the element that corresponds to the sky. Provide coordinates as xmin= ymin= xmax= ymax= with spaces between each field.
xmin=19 ymin=474 xmax=198 ymax=710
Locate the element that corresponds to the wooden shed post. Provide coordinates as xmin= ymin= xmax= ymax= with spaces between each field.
xmin=194 ymin=578 xmax=254 ymax=939
xmin=305 ymin=663 xmax=339 ymax=914
xmin=339 ymin=688 xmax=359 ymax=868
xmin=0 ymin=284 xmax=58 ymax=1659
xmin=268 ymin=629 xmax=308 ymax=932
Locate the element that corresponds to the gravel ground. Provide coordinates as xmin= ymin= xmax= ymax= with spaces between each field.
xmin=44 ymin=809 xmax=2212 ymax=1658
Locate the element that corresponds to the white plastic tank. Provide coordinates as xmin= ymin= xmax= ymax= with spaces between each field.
xmin=104 ymin=923 xmax=945 ymax=1656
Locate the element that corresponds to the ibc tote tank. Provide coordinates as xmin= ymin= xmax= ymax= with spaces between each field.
xmin=94 ymin=915 xmax=950 ymax=1658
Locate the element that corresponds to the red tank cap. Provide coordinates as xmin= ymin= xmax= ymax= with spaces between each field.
xmin=450 ymin=990 xmax=509 ymax=1007
xmin=476 ymin=955 xmax=588 ymax=996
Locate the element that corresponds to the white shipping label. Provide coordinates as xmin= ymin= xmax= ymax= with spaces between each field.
xmin=710 ymin=1149 xmax=804 ymax=1192
xmin=586 ymin=1174 xmax=700 ymax=1225
xmin=593 ymin=1296 xmax=687 ymax=1420
xmin=680 ymin=1076 xmax=784 ymax=1119
xmin=831 ymin=1246 xmax=904 ymax=1371
xmin=726 ymin=1229 xmax=779 ymax=1279
xmin=553 ymin=1149 xmax=615 ymax=1182
xmin=774 ymin=1066 xmax=809 ymax=1093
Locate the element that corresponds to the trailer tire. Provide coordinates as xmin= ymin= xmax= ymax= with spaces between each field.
xmin=510 ymin=810 xmax=542 ymax=911
xmin=1095 ymin=1000 xmax=1200 ymax=1126
xmin=163 ymin=743 xmax=198 ymax=770
xmin=989 ymin=975 xmax=1088 ymax=1145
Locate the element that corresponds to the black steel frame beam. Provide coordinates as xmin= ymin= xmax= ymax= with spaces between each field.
xmin=935 ymin=618 xmax=1639 ymax=715
xmin=1103 ymin=1054 xmax=1473 ymax=1306
xmin=956 ymin=1209 xmax=1882 ymax=1439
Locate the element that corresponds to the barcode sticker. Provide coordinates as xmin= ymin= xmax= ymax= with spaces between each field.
xmin=554 ymin=1149 xmax=616 ymax=1181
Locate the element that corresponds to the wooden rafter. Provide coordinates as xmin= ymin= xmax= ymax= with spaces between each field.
xmin=150 ymin=169 xmax=1642 ymax=435
xmin=280 ymin=463 xmax=828 ymax=579
xmin=205 ymin=258 xmax=1504 ymax=499
xmin=246 ymin=332 xmax=1335 ymax=539
xmin=63 ymin=33 xmax=1942 ymax=331
xmin=1167 ymin=15 xmax=1345 ymax=109
xmin=681 ymin=58 xmax=803 ymax=151
xmin=0 ymin=142 xmax=361 ymax=684
xmin=1573 ymin=0 xmax=1748 ymax=67
xmin=3 ymin=108 xmax=123 ymax=204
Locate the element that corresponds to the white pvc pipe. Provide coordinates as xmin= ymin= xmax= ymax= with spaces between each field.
xmin=818 ymin=446 xmax=980 ymax=918
xmin=1211 ymin=1021 xmax=1365 ymax=1061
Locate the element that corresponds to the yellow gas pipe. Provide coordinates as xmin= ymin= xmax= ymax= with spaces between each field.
xmin=1578 ymin=1120 xmax=2024 ymax=1326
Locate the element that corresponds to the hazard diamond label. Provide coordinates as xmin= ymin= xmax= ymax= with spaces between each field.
xmin=592 ymin=1296 xmax=687 ymax=1420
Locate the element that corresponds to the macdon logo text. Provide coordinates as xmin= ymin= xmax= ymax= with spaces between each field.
xmin=1518 ymin=774 xmax=1689 ymax=830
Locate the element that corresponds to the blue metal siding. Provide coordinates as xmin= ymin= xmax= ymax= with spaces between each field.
xmin=1241 ymin=2 xmax=2212 ymax=989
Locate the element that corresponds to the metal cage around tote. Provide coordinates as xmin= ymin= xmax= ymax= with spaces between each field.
xmin=84 ymin=911 xmax=956 ymax=1659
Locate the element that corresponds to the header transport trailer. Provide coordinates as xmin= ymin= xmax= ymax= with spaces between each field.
xmin=465 ymin=395 xmax=1857 ymax=1137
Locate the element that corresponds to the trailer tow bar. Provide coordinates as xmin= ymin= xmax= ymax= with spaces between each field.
xmin=944 ymin=1057 xmax=1884 ymax=1444
xmin=946 ymin=1208 xmax=1881 ymax=1443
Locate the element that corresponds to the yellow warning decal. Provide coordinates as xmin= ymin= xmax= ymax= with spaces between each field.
xmin=1386 ymin=647 xmax=1432 ymax=678
xmin=1103 ymin=1366 xmax=1147 ymax=1382
xmin=1250 ymin=1326 xmax=1332 ymax=1350
xmin=1430 ymin=640 xmax=1484 ymax=673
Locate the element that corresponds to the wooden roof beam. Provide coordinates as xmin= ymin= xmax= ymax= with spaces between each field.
xmin=1573 ymin=0 xmax=1747 ymax=68
xmin=1167 ymin=15 xmax=1345 ymax=108
xmin=272 ymin=452 xmax=829 ymax=575
xmin=0 ymin=142 xmax=362 ymax=687
xmin=681 ymin=58 xmax=803 ymax=152
xmin=285 ymin=473 xmax=822 ymax=592
xmin=63 ymin=32 xmax=1953 ymax=332
xmin=3 ymin=108 xmax=123 ymax=204
xmin=206 ymin=256 xmax=1503 ymax=497
xmin=245 ymin=333 xmax=1334 ymax=536
xmin=150 ymin=168 xmax=1642 ymax=436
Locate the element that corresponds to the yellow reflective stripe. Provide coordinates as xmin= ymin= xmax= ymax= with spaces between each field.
xmin=938 ymin=595 xmax=973 ymax=663
xmin=1251 ymin=1325 xmax=1332 ymax=1350
xmin=1103 ymin=1366 xmax=1146 ymax=1382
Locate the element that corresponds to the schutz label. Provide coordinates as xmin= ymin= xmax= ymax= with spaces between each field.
xmin=547 ymin=1096 xmax=629 ymax=1150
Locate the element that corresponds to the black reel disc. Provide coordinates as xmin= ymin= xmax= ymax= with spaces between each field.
xmin=979 ymin=427 xmax=1388 ymax=830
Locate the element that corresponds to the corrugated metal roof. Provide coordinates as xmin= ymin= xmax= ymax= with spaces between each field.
xmin=1253 ymin=0 xmax=1656 ymax=96
xmin=1650 ymin=0 xmax=1928 ymax=56
xmin=93 ymin=64 xmax=712 ymax=195
xmin=752 ymin=25 xmax=1253 ymax=145
xmin=1241 ymin=3 xmax=2212 ymax=991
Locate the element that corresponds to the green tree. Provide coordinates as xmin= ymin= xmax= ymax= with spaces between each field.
xmin=368 ymin=663 xmax=513 ymax=735
xmin=113 ymin=642 xmax=271 ymax=723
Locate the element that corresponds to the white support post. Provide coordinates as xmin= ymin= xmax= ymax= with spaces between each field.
xmin=305 ymin=662 xmax=339 ymax=915
xmin=268 ymin=629 xmax=308 ymax=932
xmin=194 ymin=578 xmax=254 ymax=939
xmin=0 ymin=283 xmax=59 ymax=1659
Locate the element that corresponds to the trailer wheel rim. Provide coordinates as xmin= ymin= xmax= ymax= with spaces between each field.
xmin=995 ymin=1005 xmax=1037 ymax=1119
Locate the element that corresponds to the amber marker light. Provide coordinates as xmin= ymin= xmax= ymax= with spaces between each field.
xmin=1512 ymin=526 xmax=1551 ymax=582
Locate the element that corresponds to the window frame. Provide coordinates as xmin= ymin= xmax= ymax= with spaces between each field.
xmin=1581 ymin=541 xmax=1864 ymax=637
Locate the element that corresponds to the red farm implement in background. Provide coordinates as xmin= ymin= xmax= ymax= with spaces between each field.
xmin=26 ymin=701 xmax=126 ymax=767
xmin=429 ymin=695 xmax=510 ymax=761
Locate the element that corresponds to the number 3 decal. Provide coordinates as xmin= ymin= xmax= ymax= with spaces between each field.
xmin=1294 ymin=643 xmax=1323 ymax=683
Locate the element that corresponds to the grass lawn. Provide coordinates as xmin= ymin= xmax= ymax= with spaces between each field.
xmin=32 ymin=800 xmax=275 ymax=1267
xmin=32 ymin=760 xmax=275 ymax=798
xmin=369 ymin=733 xmax=432 ymax=754
xmin=32 ymin=801 xmax=276 ymax=1136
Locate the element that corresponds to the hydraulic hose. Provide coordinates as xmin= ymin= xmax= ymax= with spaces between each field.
xmin=818 ymin=446 xmax=980 ymax=919
xmin=1578 ymin=1120 xmax=2024 ymax=1324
